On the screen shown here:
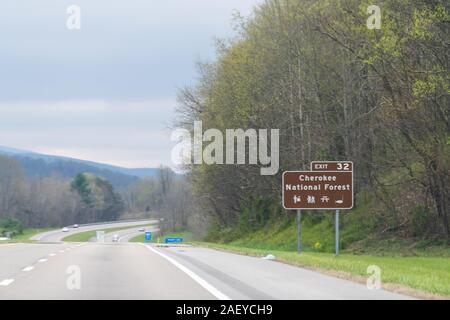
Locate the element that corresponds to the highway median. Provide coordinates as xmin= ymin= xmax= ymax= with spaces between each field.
xmin=62 ymin=225 xmax=153 ymax=242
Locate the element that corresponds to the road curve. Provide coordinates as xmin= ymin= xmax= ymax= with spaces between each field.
xmin=101 ymin=225 xmax=160 ymax=243
xmin=31 ymin=220 xmax=158 ymax=243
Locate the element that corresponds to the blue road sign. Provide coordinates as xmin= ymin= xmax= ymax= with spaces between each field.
xmin=165 ymin=238 xmax=183 ymax=244
xmin=145 ymin=232 xmax=152 ymax=242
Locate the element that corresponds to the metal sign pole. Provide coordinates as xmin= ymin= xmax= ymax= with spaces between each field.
xmin=297 ymin=209 xmax=302 ymax=253
xmin=335 ymin=209 xmax=340 ymax=256
xmin=283 ymin=162 xmax=353 ymax=257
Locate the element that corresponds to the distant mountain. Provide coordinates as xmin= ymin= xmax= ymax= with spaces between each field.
xmin=0 ymin=146 xmax=159 ymax=188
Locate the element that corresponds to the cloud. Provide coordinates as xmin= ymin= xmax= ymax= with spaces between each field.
xmin=0 ymin=100 xmax=178 ymax=167
xmin=0 ymin=0 xmax=261 ymax=167
xmin=0 ymin=0 xmax=259 ymax=101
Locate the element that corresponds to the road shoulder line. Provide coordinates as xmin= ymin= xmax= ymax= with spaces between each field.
xmin=140 ymin=244 xmax=230 ymax=300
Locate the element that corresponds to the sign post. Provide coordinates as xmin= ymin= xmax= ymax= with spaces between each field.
xmin=335 ymin=210 xmax=340 ymax=256
xmin=282 ymin=161 xmax=353 ymax=256
xmin=145 ymin=231 xmax=152 ymax=242
xmin=297 ymin=209 xmax=302 ymax=253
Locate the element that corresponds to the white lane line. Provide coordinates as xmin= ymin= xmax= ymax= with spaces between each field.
xmin=22 ymin=266 xmax=34 ymax=272
xmin=118 ymin=234 xmax=135 ymax=242
xmin=38 ymin=259 xmax=48 ymax=263
xmin=141 ymin=244 xmax=230 ymax=300
xmin=59 ymin=250 xmax=65 ymax=253
xmin=49 ymin=253 xmax=57 ymax=257
xmin=0 ymin=279 xmax=14 ymax=286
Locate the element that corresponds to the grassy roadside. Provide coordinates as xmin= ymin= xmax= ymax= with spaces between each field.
xmin=130 ymin=228 xmax=449 ymax=297
xmin=128 ymin=225 xmax=450 ymax=297
xmin=62 ymin=225 xmax=153 ymax=242
xmin=192 ymin=241 xmax=450 ymax=298
xmin=130 ymin=231 xmax=193 ymax=243
xmin=0 ymin=228 xmax=55 ymax=244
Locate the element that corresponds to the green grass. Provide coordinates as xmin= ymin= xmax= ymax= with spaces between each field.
xmin=228 ymin=224 xmax=450 ymax=257
xmin=194 ymin=241 xmax=450 ymax=298
xmin=130 ymin=231 xmax=193 ymax=243
xmin=210 ymin=214 xmax=450 ymax=257
xmin=0 ymin=228 xmax=55 ymax=244
xmin=62 ymin=225 xmax=153 ymax=242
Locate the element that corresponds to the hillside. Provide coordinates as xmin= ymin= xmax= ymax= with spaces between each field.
xmin=0 ymin=146 xmax=158 ymax=188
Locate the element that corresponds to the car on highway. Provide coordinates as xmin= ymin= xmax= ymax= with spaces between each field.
xmin=112 ymin=234 xmax=119 ymax=242
xmin=73 ymin=224 xmax=79 ymax=228
xmin=139 ymin=227 xmax=145 ymax=232
xmin=62 ymin=227 xmax=69 ymax=232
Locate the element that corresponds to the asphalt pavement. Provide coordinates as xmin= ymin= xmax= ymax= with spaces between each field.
xmin=0 ymin=236 xmax=413 ymax=300
xmin=31 ymin=220 xmax=157 ymax=243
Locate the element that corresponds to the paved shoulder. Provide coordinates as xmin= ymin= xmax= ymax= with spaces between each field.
xmin=154 ymin=245 xmax=414 ymax=300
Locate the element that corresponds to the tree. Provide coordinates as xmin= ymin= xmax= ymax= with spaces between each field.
xmin=70 ymin=173 xmax=124 ymax=223
xmin=0 ymin=155 xmax=25 ymax=219
xmin=175 ymin=0 xmax=450 ymax=241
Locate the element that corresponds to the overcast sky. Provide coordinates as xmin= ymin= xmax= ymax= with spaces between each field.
xmin=0 ymin=0 xmax=259 ymax=168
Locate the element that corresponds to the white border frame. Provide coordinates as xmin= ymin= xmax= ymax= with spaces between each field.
xmin=282 ymin=170 xmax=354 ymax=210
xmin=310 ymin=160 xmax=354 ymax=172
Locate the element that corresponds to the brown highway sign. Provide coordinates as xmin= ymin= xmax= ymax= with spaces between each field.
xmin=282 ymin=171 xmax=353 ymax=210
xmin=311 ymin=161 xmax=353 ymax=172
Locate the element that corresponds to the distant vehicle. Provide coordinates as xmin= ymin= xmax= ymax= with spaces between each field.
xmin=112 ymin=234 xmax=119 ymax=242
xmin=139 ymin=227 xmax=145 ymax=232
xmin=73 ymin=224 xmax=79 ymax=228
xmin=62 ymin=227 xmax=69 ymax=232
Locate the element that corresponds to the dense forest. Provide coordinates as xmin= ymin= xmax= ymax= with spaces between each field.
xmin=175 ymin=0 xmax=450 ymax=247
xmin=0 ymin=154 xmax=192 ymax=236
xmin=0 ymin=155 xmax=125 ymax=229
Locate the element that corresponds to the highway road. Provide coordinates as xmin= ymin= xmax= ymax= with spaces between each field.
xmin=0 ymin=227 xmax=413 ymax=300
xmin=101 ymin=225 xmax=159 ymax=243
xmin=31 ymin=220 xmax=157 ymax=243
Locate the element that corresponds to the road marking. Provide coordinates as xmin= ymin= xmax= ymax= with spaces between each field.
xmin=22 ymin=266 xmax=34 ymax=272
xmin=141 ymin=244 xmax=230 ymax=300
xmin=118 ymin=234 xmax=135 ymax=242
xmin=38 ymin=259 xmax=48 ymax=263
xmin=59 ymin=250 xmax=65 ymax=253
xmin=49 ymin=253 xmax=56 ymax=257
xmin=0 ymin=279 xmax=14 ymax=286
